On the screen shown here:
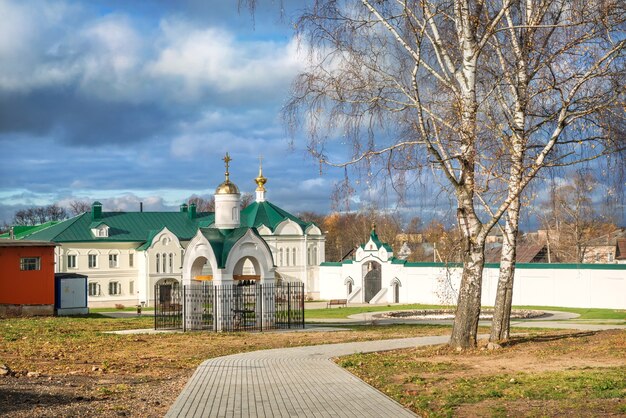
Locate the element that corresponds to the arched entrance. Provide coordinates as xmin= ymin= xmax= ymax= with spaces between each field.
xmin=155 ymin=278 xmax=180 ymax=305
xmin=233 ymin=256 xmax=261 ymax=285
xmin=363 ymin=261 xmax=381 ymax=303
xmin=391 ymin=278 xmax=401 ymax=303
xmin=190 ymin=257 xmax=213 ymax=282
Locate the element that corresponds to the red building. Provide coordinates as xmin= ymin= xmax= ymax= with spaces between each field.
xmin=0 ymin=240 xmax=57 ymax=316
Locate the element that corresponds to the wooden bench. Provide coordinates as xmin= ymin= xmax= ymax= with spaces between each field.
xmin=327 ymin=299 xmax=347 ymax=308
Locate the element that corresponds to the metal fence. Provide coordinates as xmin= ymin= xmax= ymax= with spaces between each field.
xmin=154 ymin=282 xmax=305 ymax=332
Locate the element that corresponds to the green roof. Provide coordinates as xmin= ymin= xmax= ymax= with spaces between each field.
xmin=359 ymin=229 xmax=393 ymax=252
xmin=23 ymin=211 xmax=215 ymax=243
xmin=241 ymin=201 xmax=312 ymax=232
xmin=0 ymin=221 xmax=61 ymax=239
xmin=201 ymin=227 xmax=262 ymax=268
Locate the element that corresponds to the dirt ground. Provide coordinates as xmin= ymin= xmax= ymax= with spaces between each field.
xmin=0 ymin=317 xmax=452 ymax=417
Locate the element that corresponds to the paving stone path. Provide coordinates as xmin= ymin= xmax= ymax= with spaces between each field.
xmin=165 ymin=335 xmax=452 ymax=418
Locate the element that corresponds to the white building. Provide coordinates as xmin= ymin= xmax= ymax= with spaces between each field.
xmin=320 ymin=227 xmax=626 ymax=309
xmin=19 ymin=155 xmax=324 ymax=307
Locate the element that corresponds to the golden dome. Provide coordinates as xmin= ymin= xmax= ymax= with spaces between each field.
xmin=255 ymin=157 xmax=267 ymax=192
xmin=216 ymin=180 xmax=240 ymax=195
xmin=215 ymin=152 xmax=240 ymax=195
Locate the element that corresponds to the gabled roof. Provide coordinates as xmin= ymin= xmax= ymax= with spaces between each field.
xmin=485 ymin=243 xmax=552 ymax=263
xmin=359 ymin=229 xmax=393 ymax=252
xmin=201 ymin=227 xmax=261 ymax=268
xmin=23 ymin=211 xmax=215 ymax=243
xmin=241 ymin=201 xmax=313 ymax=233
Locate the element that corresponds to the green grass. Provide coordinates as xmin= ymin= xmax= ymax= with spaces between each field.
xmin=513 ymin=306 xmax=625 ymax=320
xmin=89 ymin=306 xmax=155 ymax=313
xmin=306 ymin=303 xmax=625 ymax=320
xmin=306 ymin=304 xmax=454 ymax=319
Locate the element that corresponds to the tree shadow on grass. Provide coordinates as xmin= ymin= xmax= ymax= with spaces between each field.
xmin=503 ymin=331 xmax=598 ymax=347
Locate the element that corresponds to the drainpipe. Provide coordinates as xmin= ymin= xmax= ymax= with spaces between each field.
xmin=303 ymin=233 xmax=307 ymax=294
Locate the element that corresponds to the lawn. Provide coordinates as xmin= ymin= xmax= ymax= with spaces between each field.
xmin=0 ymin=315 xmax=454 ymax=417
xmin=338 ymin=329 xmax=626 ymax=417
xmin=306 ymin=303 xmax=625 ymax=320
xmin=306 ymin=303 xmax=454 ymax=319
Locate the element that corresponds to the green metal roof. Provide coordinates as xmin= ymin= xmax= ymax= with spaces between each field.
xmin=0 ymin=221 xmax=61 ymax=239
xmin=201 ymin=227 xmax=262 ymax=268
xmin=241 ymin=201 xmax=312 ymax=232
xmin=23 ymin=211 xmax=215 ymax=243
xmin=359 ymin=229 xmax=393 ymax=252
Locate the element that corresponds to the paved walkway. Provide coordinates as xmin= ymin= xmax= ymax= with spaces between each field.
xmin=166 ymin=335 xmax=453 ymax=417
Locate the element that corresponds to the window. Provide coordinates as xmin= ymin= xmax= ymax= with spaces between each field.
xmin=279 ymin=248 xmax=283 ymax=266
xmin=156 ymin=254 xmax=160 ymax=273
xmin=109 ymin=254 xmax=118 ymax=268
xmin=20 ymin=257 xmax=40 ymax=271
xmin=88 ymin=282 xmax=100 ymax=296
xmin=108 ymin=281 xmax=121 ymax=295
xmin=169 ymin=253 xmax=173 ymax=273
xmin=88 ymin=254 xmax=98 ymax=268
xmin=312 ymin=246 xmax=317 ymax=265
xmin=129 ymin=281 xmax=134 ymax=295
xmin=307 ymin=247 xmax=311 ymax=264
xmin=286 ymin=248 xmax=290 ymax=266
xmin=67 ymin=254 xmax=77 ymax=269
xmin=292 ymin=248 xmax=296 ymax=265
xmin=129 ymin=253 xmax=134 ymax=268
xmin=162 ymin=253 xmax=166 ymax=273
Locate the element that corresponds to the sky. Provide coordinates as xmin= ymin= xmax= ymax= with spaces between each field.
xmin=0 ymin=0 xmax=623 ymax=229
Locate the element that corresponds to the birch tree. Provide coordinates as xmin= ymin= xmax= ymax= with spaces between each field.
xmin=279 ymin=0 xmax=625 ymax=348
xmin=483 ymin=0 xmax=626 ymax=342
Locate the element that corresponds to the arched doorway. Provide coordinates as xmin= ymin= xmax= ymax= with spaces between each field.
xmin=363 ymin=261 xmax=381 ymax=303
xmin=190 ymin=257 xmax=213 ymax=282
xmin=155 ymin=278 xmax=180 ymax=306
xmin=391 ymin=279 xmax=401 ymax=303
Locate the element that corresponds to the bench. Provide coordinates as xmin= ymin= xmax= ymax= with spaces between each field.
xmin=327 ymin=299 xmax=347 ymax=308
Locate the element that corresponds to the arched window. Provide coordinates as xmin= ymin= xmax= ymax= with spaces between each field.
xmin=286 ymin=248 xmax=290 ymax=266
xmin=292 ymin=248 xmax=297 ymax=266
xmin=307 ymin=247 xmax=311 ymax=265
xmin=156 ymin=254 xmax=160 ymax=273
xmin=279 ymin=248 xmax=283 ymax=266
xmin=169 ymin=253 xmax=174 ymax=273
xmin=391 ymin=279 xmax=402 ymax=303
xmin=312 ymin=246 xmax=317 ymax=265
xmin=162 ymin=253 xmax=167 ymax=273
xmin=347 ymin=280 xmax=353 ymax=296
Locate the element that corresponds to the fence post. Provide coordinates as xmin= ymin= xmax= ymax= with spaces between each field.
xmin=301 ymin=283 xmax=305 ymax=329
xmin=287 ymin=282 xmax=291 ymax=329
xmin=182 ymin=285 xmax=186 ymax=333
xmin=154 ymin=285 xmax=157 ymax=330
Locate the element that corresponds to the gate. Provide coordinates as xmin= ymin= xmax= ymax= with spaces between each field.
xmin=154 ymin=283 xmax=182 ymax=330
xmin=364 ymin=269 xmax=382 ymax=303
xmin=154 ymin=282 xmax=304 ymax=332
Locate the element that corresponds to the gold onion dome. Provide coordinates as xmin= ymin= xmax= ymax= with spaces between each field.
xmin=215 ymin=152 xmax=240 ymax=195
xmin=255 ymin=157 xmax=267 ymax=191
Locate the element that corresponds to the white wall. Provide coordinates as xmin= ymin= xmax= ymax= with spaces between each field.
xmin=320 ymin=263 xmax=626 ymax=309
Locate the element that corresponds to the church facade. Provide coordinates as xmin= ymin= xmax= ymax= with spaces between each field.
xmin=18 ymin=155 xmax=324 ymax=307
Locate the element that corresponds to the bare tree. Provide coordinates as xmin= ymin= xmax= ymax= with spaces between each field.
xmin=187 ymin=195 xmax=215 ymax=212
xmin=12 ymin=204 xmax=68 ymax=226
xmin=68 ymin=200 xmax=91 ymax=216
xmin=283 ymin=0 xmax=626 ymax=348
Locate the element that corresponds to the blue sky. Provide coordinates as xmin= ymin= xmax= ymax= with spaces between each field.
xmin=0 ymin=0 xmax=346 ymax=221
xmin=0 ymin=0 xmax=622 ymax=229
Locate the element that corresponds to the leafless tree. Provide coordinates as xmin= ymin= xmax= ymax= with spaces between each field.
xmin=187 ymin=195 xmax=215 ymax=212
xmin=68 ymin=200 xmax=91 ymax=216
xmin=12 ymin=204 xmax=68 ymax=226
xmin=281 ymin=0 xmax=626 ymax=348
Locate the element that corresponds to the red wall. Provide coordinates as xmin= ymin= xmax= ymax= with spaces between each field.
xmin=0 ymin=246 xmax=55 ymax=305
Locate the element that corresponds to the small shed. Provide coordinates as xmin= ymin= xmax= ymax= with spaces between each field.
xmin=55 ymin=273 xmax=89 ymax=316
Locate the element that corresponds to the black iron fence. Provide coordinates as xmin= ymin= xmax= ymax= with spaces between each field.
xmin=154 ymin=282 xmax=305 ymax=332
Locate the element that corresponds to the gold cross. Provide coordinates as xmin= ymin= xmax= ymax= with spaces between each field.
xmin=223 ymin=152 xmax=232 ymax=172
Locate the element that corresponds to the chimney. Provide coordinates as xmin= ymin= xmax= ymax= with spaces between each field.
xmin=9 ymin=227 xmax=14 ymax=240
xmin=188 ymin=203 xmax=197 ymax=220
xmin=140 ymin=202 xmax=143 ymax=212
xmin=91 ymin=201 xmax=102 ymax=221
xmin=180 ymin=203 xmax=188 ymax=213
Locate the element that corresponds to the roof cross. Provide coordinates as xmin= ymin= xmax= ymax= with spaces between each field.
xmin=223 ymin=152 xmax=232 ymax=180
